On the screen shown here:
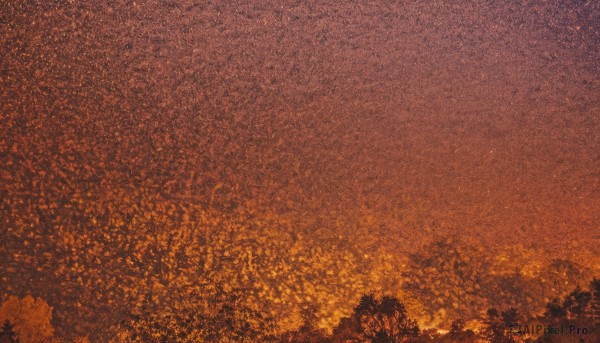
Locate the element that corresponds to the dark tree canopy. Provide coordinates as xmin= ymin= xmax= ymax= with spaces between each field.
xmin=352 ymin=294 xmax=419 ymax=343
xmin=0 ymin=320 xmax=18 ymax=343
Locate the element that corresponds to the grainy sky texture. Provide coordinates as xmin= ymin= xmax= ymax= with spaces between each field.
xmin=1 ymin=0 xmax=599 ymax=339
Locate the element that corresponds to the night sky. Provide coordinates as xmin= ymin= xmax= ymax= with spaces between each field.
xmin=1 ymin=0 xmax=599 ymax=340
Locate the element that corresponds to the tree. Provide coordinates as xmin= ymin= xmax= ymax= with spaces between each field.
xmin=500 ymin=308 xmax=519 ymax=329
xmin=0 ymin=296 xmax=54 ymax=343
xmin=115 ymin=310 xmax=203 ymax=343
xmin=562 ymin=286 xmax=592 ymax=320
xmin=482 ymin=308 xmax=502 ymax=341
xmin=534 ymin=280 xmax=600 ymax=342
xmin=591 ymin=278 xmax=600 ymax=326
xmin=480 ymin=307 xmax=524 ymax=343
xmin=0 ymin=320 xmax=18 ymax=343
xmin=114 ymin=292 xmax=275 ymax=342
xmin=202 ymin=294 xmax=276 ymax=342
xmin=449 ymin=318 xmax=466 ymax=335
xmin=410 ymin=328 xmax=441 ymax=343
xmin=444 ymin=318 xmax=478 ymax=343
xmin=542 ymin=298 xmax=567 ymax=325
xmin=351 ymin=294 xmax=419 ymax=342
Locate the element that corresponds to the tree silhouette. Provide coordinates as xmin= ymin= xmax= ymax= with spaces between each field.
xmin=562 ymin=286 xmax=592 ymax=320
xmin=500 ymin=308 xmax=519 ymax=329
xmin=0 ymin=296 xmax=54 ymax=343
xmin=443 ymin=318 xmax=478 ymax=343
xmin=203 ymin=294 xmax=276 ymax=342
xmin=115 ymin=292 xmax=275 ymax=342
xmin=351 ymin=294 xmax=419 ymax=343
xmin=542 ymin=298 xmax=567 ymax=325
xmin=449 ymin=318 xmax=465 ymax=335
xmin=409 ymin=328 xmax=441 ymax=343
xmin=481 ymin=308 xmax=524 ymax=343
xmin=299 ymin=305 xmax=319 ymax=332
xmin=0 ymin=320 xmax=18 ymax=343
xmin=591 ymin=278 xmax=600 ymax=326
xmin=533 ymin=279 xmax=600 ymax=343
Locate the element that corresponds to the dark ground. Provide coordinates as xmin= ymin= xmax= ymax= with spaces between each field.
xmin=1 ymin=0 xmax=599 ymax=338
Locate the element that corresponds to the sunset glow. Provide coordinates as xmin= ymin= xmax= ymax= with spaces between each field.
xmin=1 ymin=1 xmax=599 ymax=342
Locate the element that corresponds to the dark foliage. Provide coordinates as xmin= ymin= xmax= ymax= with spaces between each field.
xmin=116 ymin=294 xmax=276 ymax=342
xmin=350 ymin=294 xmax=419 ymax=342
xmin=0 ymin=320 xmax=18 ymax=343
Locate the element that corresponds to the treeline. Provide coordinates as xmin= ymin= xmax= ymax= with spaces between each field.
xmin=1 ymin=236 xmax=597 ymax=342
xmin=1 ymin=278 xmax=598 ymax=342
xmin=279 ymin=278 xmax=600 ymax=343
